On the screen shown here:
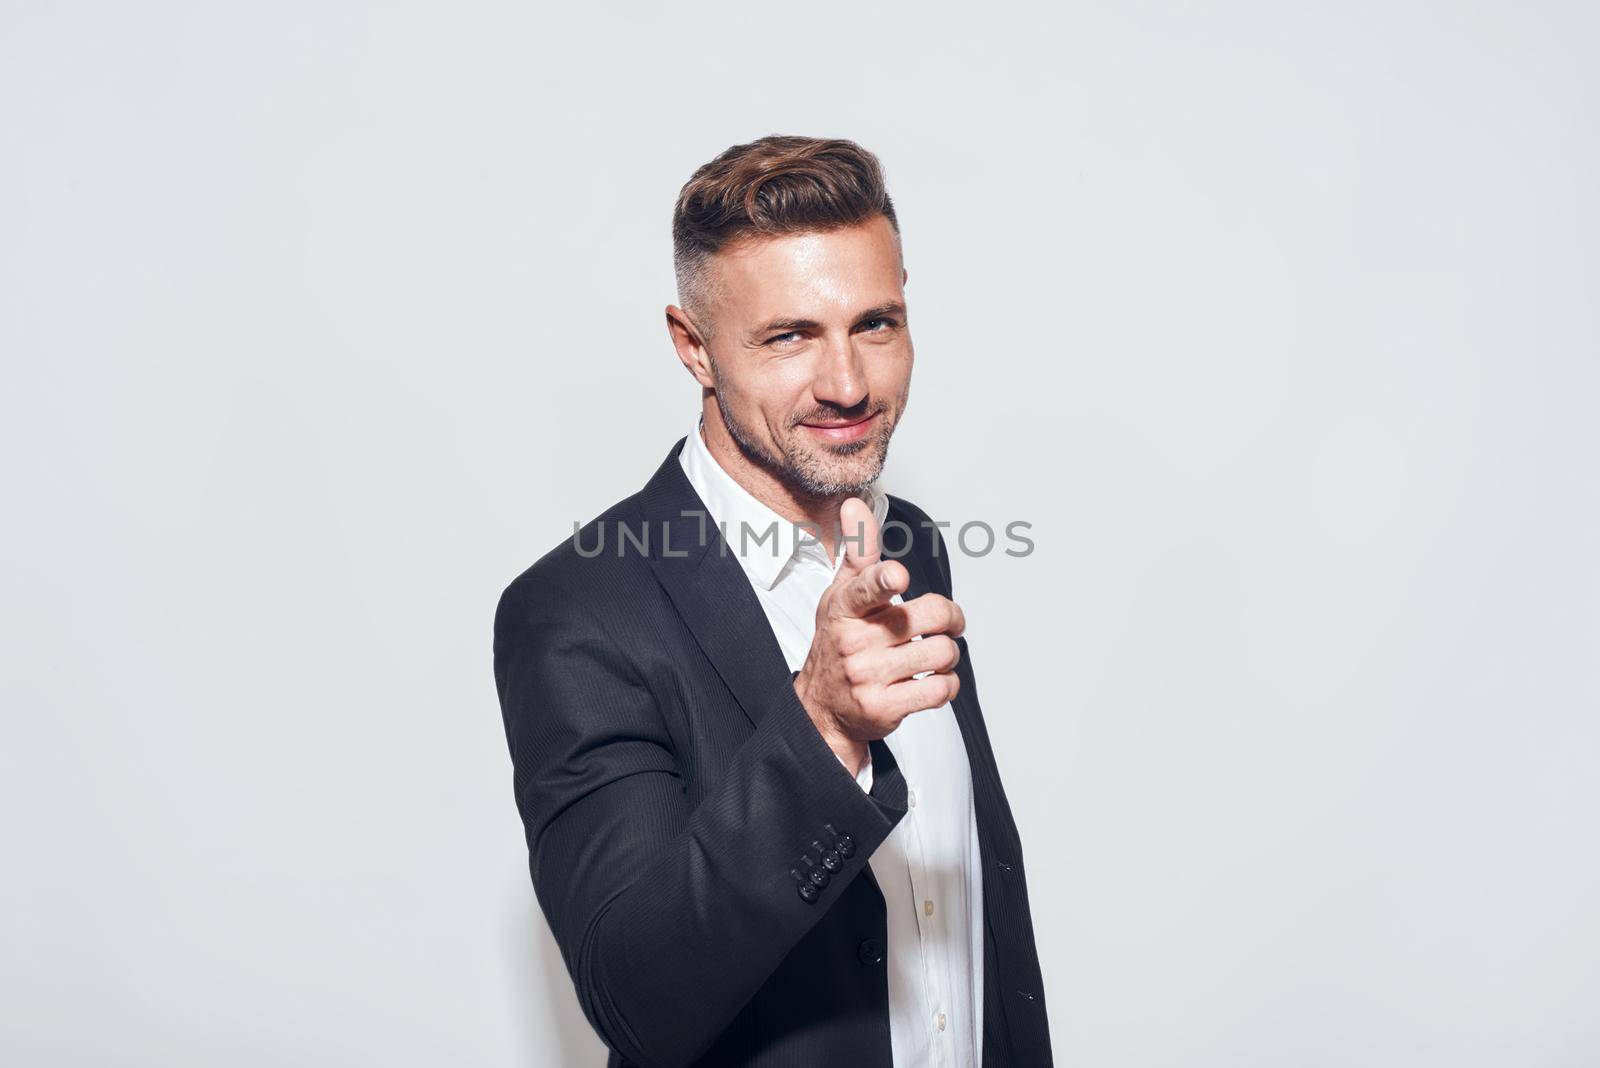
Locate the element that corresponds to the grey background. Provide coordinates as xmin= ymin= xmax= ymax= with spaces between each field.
xmin=3 ymin=1 xmax=1597 ymax=1064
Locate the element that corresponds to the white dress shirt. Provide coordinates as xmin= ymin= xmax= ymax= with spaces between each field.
xmin=679 ymin=418 xmax=984 ymax=1067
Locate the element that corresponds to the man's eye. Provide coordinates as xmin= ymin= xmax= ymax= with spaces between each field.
xmin=767 ymin=332 xmax=802 ymax=346
xmin=862 ymin=318 xmax=897 ymax=333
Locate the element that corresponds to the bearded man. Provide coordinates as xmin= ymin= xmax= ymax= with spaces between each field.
xmin=493 ymin=135 xmax=1052 ymax=1068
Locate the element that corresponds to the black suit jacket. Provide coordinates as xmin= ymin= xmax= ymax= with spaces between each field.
xmin=493 ymin=439 xmax=1052 ymax=1067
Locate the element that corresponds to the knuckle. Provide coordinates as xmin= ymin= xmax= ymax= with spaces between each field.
xmin=938 ymin=636 xmax=961 ymax=669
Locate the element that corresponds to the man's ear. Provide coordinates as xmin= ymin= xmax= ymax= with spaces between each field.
xmin=665 ymin=304 xmax=716 ymax=389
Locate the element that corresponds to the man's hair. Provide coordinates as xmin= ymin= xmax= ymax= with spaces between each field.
xmin=672 ymin=135 xmax=900 ymax=337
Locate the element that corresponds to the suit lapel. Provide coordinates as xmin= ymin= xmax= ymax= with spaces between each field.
xmin=889 ymin=517 xmax=1000 ymax=797
xmin=638 ymin=438 xmax=794 ymax=730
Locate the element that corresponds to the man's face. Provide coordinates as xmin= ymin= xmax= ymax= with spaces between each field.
xmin=684 ymin=215 xmax=913 ymax=500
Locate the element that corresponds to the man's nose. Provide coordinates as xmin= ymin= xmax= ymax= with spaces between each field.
xmin=811 ymin=335 xmax=868 ymax=410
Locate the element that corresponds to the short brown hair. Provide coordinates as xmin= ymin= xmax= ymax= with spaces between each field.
xmin=672 ymin=135 xmax=900 ymax=329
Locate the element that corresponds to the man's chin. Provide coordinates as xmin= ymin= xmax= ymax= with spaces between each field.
xmin=786 ymin=450 xmax=886 ymax=499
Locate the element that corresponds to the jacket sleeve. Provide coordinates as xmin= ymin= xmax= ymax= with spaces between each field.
xmin=493 ymin=573 xmax=908 ymax=1068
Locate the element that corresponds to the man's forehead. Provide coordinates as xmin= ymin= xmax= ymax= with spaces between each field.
xmin=717 ymin=218 xmax=900 ymax=271
xmin=708 ymin=220 xmax=903 ymax=317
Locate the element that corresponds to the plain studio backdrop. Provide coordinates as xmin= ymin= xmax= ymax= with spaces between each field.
xmin=3 ymin=2 xmax=1596 ymax=1065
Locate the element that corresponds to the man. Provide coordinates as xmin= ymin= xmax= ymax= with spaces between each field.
xmin=493 ymin=135 xmax=1051 ymax=1067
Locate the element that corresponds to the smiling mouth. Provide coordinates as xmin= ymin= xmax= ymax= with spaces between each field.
xmin=798 ymin=410 xmax=879 ymax=444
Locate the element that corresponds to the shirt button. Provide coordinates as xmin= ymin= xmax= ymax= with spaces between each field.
xmin=908 ymin=789 xmax=918 ymax=809
xmin=936 ymin=1011 xmax=947 ymax=1032
xmin=923 ymin=899 xmax=935 ymax=917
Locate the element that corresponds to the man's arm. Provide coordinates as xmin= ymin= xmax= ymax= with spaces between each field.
xmin=493 ymin=573 xmax=905 ymax=1068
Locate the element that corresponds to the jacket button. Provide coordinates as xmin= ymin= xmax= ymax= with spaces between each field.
xmin=825 ymin=824 xmax=855 ymax=858
xmin=857 ymin=938 xmax=884 ymax=965
xmin=807 ymin=866 xmax=830 ymax=889
xmin=813 ymin=840 xmax=842 ymax=872
xmin=798 ymin=882 xmax=819 ymax=904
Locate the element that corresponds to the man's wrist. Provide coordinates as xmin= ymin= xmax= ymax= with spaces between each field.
xmin=831 ymin=742 xmax=870 ymax=778
xmin=792 ymin=672 xmax=868 ymax=773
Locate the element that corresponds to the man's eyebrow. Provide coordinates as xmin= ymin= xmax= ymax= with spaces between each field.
xmin=749 ymin=303 xmax=908 ymax=338
xmin=854 ymin=302 xmax=907 ymax=324
xmin=751 ymin=316 xmax=820 ymax=336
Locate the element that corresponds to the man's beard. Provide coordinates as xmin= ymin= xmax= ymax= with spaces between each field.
xmin=713 ymin=387 xmax=897 ymax=500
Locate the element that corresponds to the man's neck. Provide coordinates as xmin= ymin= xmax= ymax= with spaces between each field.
xmin=697 ymin=407 xmax=851 ymax=559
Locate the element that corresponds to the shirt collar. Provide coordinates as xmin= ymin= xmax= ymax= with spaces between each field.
xmin=677 ymin=415 xmax=890 ymax=592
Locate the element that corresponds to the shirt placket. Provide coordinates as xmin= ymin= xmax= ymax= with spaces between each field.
xmin=903 ymin=775 xmax=953 ymax=1067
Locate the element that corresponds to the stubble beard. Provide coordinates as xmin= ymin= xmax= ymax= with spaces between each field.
xmin=712 ymin=385 xmax=898 ymax=501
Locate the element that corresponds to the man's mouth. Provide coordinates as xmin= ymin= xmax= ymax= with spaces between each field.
xmin=798 ymin=411 xmax=879 ymax=444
